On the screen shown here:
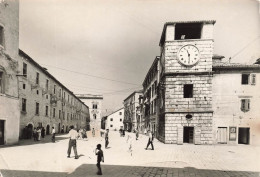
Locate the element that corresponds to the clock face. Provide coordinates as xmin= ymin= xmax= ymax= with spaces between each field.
xmin=177 ymin=45 xmax=200 ymax=66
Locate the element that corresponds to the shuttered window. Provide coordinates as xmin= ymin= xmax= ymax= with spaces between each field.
xmin=241 ymin=99 xmax=250 ymax=112
xmin=251 ymin=74 xmax=256 ymax=85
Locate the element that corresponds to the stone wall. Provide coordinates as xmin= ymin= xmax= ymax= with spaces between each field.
xmin=0 ymin=0 xmax=20 ymax=145
xmin=164 ymin=113 xmax=213 ymax=144
xmin=158 ymin=23 xmax=214 ymax=144
xmin=164 ymin=40 xmax=213 ymax=73
xmin=164 ymin=75 xmax=213 ymax=113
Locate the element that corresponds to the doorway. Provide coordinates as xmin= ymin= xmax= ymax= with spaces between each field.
xmin=183 ymin=127 xmax=194 ymax=143
xmin=217 ymin=127 xmax=227 ymax=144
xmin=46 ymin=125 xmax=50 ymax=135
xmin=58 ymin=123 xmax=61 ymax=133
xmin=238 ymin=128 xmax=250 ymax=144
xmin=27 ymin=123 xmax=33 ymax=139
xmin=0 ymin=120 xmax=5 ymax=145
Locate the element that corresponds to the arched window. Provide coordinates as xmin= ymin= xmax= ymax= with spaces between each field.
xmin=93 ymin=114 xmax=96 ymax=119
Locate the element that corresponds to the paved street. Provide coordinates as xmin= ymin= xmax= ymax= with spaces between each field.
xmin=0 ymin=131 xmax=260 ymax=177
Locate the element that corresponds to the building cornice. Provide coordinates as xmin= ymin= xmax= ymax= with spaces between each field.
xmin=162 ymin=71 xmax=213 ymax=78
xmin=160 ymin=110 xmax=214 ymax=115
xmin=19 ymin=49 xmax=89 ymax=109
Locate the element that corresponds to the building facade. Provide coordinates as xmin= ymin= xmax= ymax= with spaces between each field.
xmin=212 ymin=61 xmax=260 ymax=145
xmin=142 ymin=20 xmax=260 ymax=145
xmin=105 ymin=108 xmax=124 ymax=131
xmin=142 ymin=56 xmax=160 ymax=136
xmin=0 ymin=0 xmax=20 ymax=145
xmin=123 ymin=90 xmax=143 ymax=132
xmin=18 ymin=50 xmax=90 ymax=137
xmin=76 ymin=94 xmax=103 ymax=130
xmin=157 ymin=20 xmax=215 ymax=144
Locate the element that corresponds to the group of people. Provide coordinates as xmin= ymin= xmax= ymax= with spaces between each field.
xmin=33 ymin=127 xmax=45 ymax=141
xmin=66 ymin=126 xmax=153 ymax=176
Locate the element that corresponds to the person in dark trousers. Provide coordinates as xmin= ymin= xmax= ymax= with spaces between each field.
xmin=122 ymin=129 xmax=125 ymax=137
xmin=104 ymin=129 xmax=109 ymax=149
xmin=92 ymin=128 xmax=95 ymax=137
xmin=135 ymin=129 xmax=139 ymax=140
xmin=41 ymin=127 xmax=45 ymax=139
xmin=67 ymin=125 xmax=79 ymax=159
xmin=51 ymin=127 xmax=55 ymax=142
xmin=95 ymin=144 xmax=104 ymax=175
xmin=145 ymin=130 xmax=154 ymax=150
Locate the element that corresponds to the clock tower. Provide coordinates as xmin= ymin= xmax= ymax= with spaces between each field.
xmin=158 ymin=21 xmax=215 ymax=145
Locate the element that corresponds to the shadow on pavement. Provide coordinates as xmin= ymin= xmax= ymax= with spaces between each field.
xmin=1 ymin=134 xmax=69 ymax=148
xmin=1 ymin=164 xmax=259 ymax=177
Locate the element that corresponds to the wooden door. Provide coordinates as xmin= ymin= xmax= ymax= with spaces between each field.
xmin=218 ymin=127 xmax=227 ymax=144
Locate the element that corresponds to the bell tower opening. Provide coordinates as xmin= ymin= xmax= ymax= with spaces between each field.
xmin=175 ymin=23 xmax=202 ymax=40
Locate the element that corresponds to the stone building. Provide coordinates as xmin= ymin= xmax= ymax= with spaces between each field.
xmin=142 ymin=56 xmax=160 ymax=136
xmin=105 ymin=107 xmax=124 ymax=131
xmin=18 ymin=50 xmax=90 ymax=137
xmin=76 ymin=94 xmax=103 ymax=130
xmin=0 ymin=0 xmax=20 ymax=145
xmin=157 ymin=20 xmax=216 ymax=144
xmin=148 ymin=20 xmax=260 ymax=145
xmin=123 ymin=90 xmax=143 ymax=132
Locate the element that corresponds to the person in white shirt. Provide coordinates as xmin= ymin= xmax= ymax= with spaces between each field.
xmin=67 ymin=125 xmax=79 ymax=159
xmin=51 ymin=127 xmax=55 ymax=143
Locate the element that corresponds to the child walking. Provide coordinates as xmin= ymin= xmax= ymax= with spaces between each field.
xmin=95 ymin=144 xmax=104 ymax=175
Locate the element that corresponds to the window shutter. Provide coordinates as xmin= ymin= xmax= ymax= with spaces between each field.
xmin=245 ymin=99 xmax=248 ymax=111
xmin=241 ymin=99 xmax=245 ymax=111
xmin=247 ymin=99 xmax=250 ymax=111
xmin=251 ymin=74 xmax=256 ymax=85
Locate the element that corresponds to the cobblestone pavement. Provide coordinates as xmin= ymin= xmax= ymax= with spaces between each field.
xmin=1 ymin=165 xmax=259 ymax=177
xmin=0 ymin=131 xmax=259 ymax=177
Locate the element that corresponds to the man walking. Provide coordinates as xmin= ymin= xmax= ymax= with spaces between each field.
xmin=104 ymin=129 xmax=109 ymax=149
xmin=145 ymin=130 xmax=154 ymax=150
xmin=67 ymin=125 xmax=79 ymax=159
xmin=51 ymin=127 xmax=55 ymax=142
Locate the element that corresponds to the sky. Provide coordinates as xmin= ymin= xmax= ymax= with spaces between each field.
xmin=19 ymin=0 xmax=260 ymax=114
